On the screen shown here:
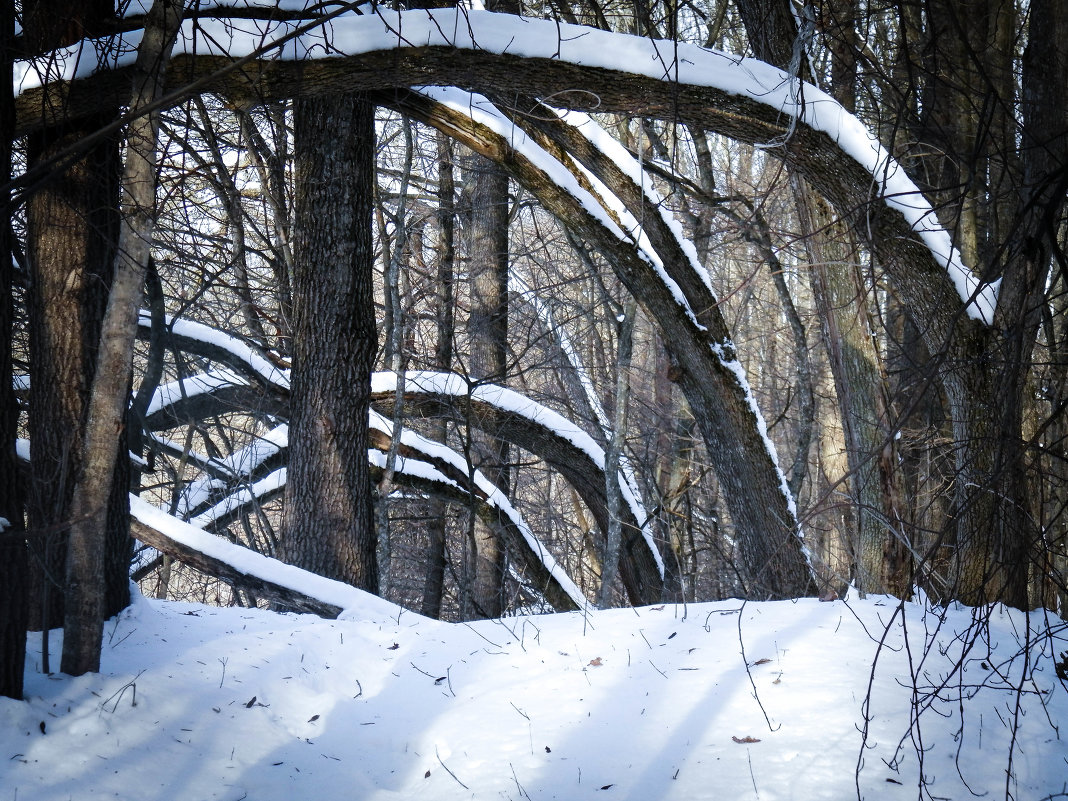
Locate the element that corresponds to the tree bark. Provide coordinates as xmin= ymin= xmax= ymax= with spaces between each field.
xmin=421 ymin=132 xmax=456 ymax=619
xmin=22 ymin=0 xmax=128 ymax=633
xmin=281 ymin=91 xmax=378 ymax=592
xmin=462 ymin=153 xmax=511 ymax=618
xmin=60 ymin=0 xmax=183 ymax=676
xmin=795 ymin=186 xmax=908 ymax=596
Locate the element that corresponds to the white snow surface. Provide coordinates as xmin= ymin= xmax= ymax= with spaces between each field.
xmin=16 ymin=8 xmax=997 ymax=320
xmin=4 ymin=590 xmax=1066 ymax=800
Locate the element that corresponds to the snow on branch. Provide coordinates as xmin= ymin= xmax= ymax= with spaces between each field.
xmin=137 ymin=311 xmax=290 ymax=391
xmin=18 ymin=7 xmax=997 ymax=321
xmin=130 ymin=495 xmax=400 ymax=621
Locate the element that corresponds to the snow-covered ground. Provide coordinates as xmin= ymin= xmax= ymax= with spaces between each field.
xmin=2 ymin=591 xmax=1066 ymax=800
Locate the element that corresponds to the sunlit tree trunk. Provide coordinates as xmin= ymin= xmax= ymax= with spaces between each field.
xmin=462 ymin=153 xmax=511 ymax=618
xmin=281 ymin=92 xmax=378 ymax=592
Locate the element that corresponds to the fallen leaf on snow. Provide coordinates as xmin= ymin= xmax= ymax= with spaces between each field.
xmin=751 ymin=658 xmax=772 ymax=666
xmin=588 ymin=657 xmax=603 ymax=667
xmin=732 ymin=735 xmax=761 ymax=744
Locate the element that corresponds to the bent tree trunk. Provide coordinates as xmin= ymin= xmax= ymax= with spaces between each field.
xmin=395 ymin=93 xmax=813 ymax=598
xmin=281 ymin=91 xmax=378 ymax=592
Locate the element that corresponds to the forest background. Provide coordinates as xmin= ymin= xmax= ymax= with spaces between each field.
xmin=1 ymin=0 xmax=1066 ymax=704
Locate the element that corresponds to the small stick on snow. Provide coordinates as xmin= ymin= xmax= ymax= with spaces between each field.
xmin=435 ymin=747 xmax=468 ymax=790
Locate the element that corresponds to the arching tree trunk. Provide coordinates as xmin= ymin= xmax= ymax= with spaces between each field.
xmin=281 ymin=91 xmax=378 ymax=592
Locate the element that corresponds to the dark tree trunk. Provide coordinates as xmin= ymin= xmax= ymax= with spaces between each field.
xmin=59 ymin=0 xmax=182 ymax=676
xmin=282 ymin=92 xmax=378 ymax=592
xmin=0 ymin=0 xmax=27 ymax=700
xmin=22 ymin=0 xmax=129 ymax=632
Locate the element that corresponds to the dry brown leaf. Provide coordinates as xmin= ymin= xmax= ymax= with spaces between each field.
xmin=732 ymin=735 xmax=761 ymax=744
xmin=751 ymin=658 xmax=772 ymax=666
xmin=588 ymin=657 xmax=603 ymax=667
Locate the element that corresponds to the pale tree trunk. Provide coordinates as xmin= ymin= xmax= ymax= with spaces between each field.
xmin=0 ymin=0 xmax=27 ymax=699
xmin=598 ymin=296 xmax=636 ymax=607
xmin=60 ymin=0 xmax=183 ymax=676
xmin=421 ymin=132 xmax=456 ymax=619
xmin=462 ymin=154 xmax=511 ymax=619
xmin=795 ymin=186 xmax=908 ymax=596
xmin=281 ymin=91 xmax=378 ymax=592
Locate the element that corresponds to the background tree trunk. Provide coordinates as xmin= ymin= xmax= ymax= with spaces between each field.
xmin=281 ymin=92 xmax=378 ymax=592
xmin=462 ymin=154 xmax=511 ymax=619
xmin=421 ymin=132 xmax=456 ymax=619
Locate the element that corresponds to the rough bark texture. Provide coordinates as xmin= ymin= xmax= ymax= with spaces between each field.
xmin=0 ymin=0 xmax=27 ymax=699
xmin=421 ymin=132 xmax=456 ymax=619
xmin=944 ymin=0 xmax=1067 ymax=606
xmin=281 ymin=91 xmax=378 ymax=592
xmin=22 ymin=0 xmax=128 ymax=632
xmin=60 ymin=0 xmax=182 ymax=677
xmin=796 ymin=186 xmax=907 ymax=595
xmin=463 ymin=155 xmax=511 ymax=618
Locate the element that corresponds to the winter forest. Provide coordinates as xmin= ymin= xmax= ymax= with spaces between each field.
xmin=1 ymin=0 xmax=1068 ymax=797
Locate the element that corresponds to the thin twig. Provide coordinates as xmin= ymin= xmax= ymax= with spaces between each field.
xmin=436 ymin=747 xmax=468 ymax=790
